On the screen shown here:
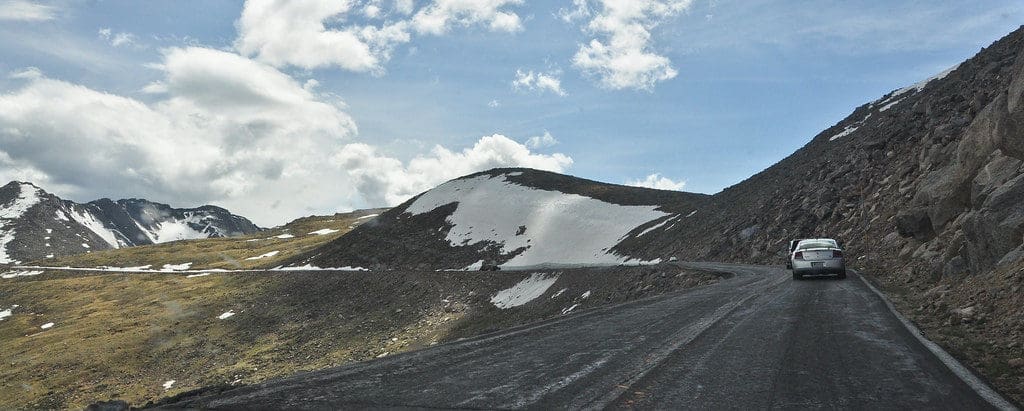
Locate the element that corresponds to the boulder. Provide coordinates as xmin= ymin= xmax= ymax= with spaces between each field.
xmin=895 ymin=208 xmax=936 ymax=240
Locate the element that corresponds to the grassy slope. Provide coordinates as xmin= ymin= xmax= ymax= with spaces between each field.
xmin=35 ymin=209 xmax=387 ymax=271
xmin=0 ymin=265 xmax=720 ymax=408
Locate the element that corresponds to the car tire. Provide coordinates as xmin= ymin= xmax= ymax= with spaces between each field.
xmin=792 ymin=271 xmax=802 ymax=281
xmin=837 ymin=270 xmax=847 ymax=280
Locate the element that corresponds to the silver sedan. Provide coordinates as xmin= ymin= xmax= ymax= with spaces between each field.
xmin=791 ymin=238 xmax=846 ymax=280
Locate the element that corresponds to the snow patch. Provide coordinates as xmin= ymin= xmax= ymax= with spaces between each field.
xmin=68 ymin=207 xmax=122 ymax=248
xmin=245 ymin=250 xmax=280 ymax=260
xmin=308 ymin=228 xmax=339 ymax=235
xmin=490 ymin=273 xmax=559 ymax=309
xmin=185 ymin=273 xmax=211 ymax=278
xmin=356 ymin=214 xmax=379 ymax=220
xmin=40 ymin=322 xmax=54 ymax=329
xmin=1 ymin=270 xmax=43 ymax=279
xmin=873 ymin=64 xmax=960 ymax=112
xmin=551 ymin=288 xmax=567 ymax=299
xmin=161 ymin=262 xmax=193 ymax=271
xmin=406 ymin=175 xmax=669 ymax=267
xmin=686 ymin=210 xmax=697 ymax=218
xmin=274 ymin=264 xmax=369 ymax=271
xmin=636 ymin=216 xmax=675 ymax=237
xmin=561 ymin=304 xmax=580 ymax=315
xmin=163 ymin=380 xmax=176 ymax=390
xmin=218 ymin=311 xmax=235 ymax=320
xmin=275 ymin=234 xmax=295 ymax=239
xmin=0 ymin=306 xmax=13 ymax=320
xmin=464 ymin=260 xmax=484 ymax=271
xmin=581 ymin=290 xmax=591 ymax=299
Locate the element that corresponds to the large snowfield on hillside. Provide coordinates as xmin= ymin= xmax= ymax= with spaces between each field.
xmin=405 ymin=174 xmax=669 ymax=267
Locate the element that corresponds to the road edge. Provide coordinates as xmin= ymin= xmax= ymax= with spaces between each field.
xmin=853 ymin=269 xmax=1018 ymax=411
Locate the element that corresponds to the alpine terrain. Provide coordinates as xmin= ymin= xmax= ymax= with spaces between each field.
xmin=0 ymin=181 xmax=261 ymax=264
xmin=265 ymin=25 xmax=1024 ymax=402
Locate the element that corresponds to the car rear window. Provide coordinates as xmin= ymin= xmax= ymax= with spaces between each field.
xmin=797 ymin=241 xmax=834 ymax=250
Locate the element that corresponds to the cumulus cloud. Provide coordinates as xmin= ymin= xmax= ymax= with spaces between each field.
xmin=512 ymin=69 xmax=566 ymax=96
xmin=0 ymin=48 xmax=357 ymax=224
xmin=0 ymin=0 xmax=56 ymax=21
xmin=235 ymin=0 xmax=410 ymax=73
xmin=0 ymin=49 xmax=572 ymax=224
xmin=412 ymin=0 xmax=524 ymax=35
xmin=568 ymin=0 xmax=692 ymax=90
xmin=626 ymin=173 xmax=685 ymax=190
xmin=335 ymin=134 xmax=572 ymax=206
xmin=236 ymin=0 xmax=525 ymax=73
xmin=525 ymin=131 xmax=558 ymax=149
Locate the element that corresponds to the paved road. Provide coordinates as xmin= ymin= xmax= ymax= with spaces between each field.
xmin=160 ymin=263 xmax=1010 ymax=410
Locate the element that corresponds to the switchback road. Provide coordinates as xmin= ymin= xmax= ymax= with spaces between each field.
xmin=159 ymin=263 xmax=1014 ymax=410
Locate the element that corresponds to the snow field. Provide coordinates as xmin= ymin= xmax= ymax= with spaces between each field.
xmin=405 ymin=174 xmax=669 ymax=267
xmin=490 ymin=272 xmax=559 ymax=309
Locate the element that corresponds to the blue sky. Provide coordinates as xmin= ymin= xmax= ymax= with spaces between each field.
xmin=0 ymin=0 xmax=1021 ymax=225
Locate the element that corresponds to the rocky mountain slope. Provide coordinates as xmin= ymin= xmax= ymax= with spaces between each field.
xmin=618 ymin=24 xmax=1024 ymax=280
xmin=288 ymin=168 xmax=710 ymax=270
xmin=0 ymin=181 xmax=261 ymax=264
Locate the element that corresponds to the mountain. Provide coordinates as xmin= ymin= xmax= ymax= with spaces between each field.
xmin=0 ymin=181 xmax=261 ymax=264
xmin=289 ymin=168 xmax=710 ymax=270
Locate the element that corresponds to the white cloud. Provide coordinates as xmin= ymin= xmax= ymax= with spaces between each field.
xmin=235 ymin=0 xmax=525 ymax=73
xmin=488 ymin=99 xmax=500 ymax=108
xmin=525 ymin=131 xmax=558 ymax=149
xmin=412 ymin=0 xmax=524 ymax=35
xmin=0 ymin=48 xmax=357 ymax=225
xmin=626 ymin=173 xmax=685 ymax=190
xmin=569 ymin=0 xmax=692 ymax=90
xmin=98 ymin=28 xmax=138 ymax=47
xmin=335 ymin=134 xmax=572 ymax=207
xmin=235 ymin=0 xmax=410 ymax=73
xmin=512 ymin=69 xmax=566 ymax=96
xmin=0 ymin=0 xmax=56 ymax=21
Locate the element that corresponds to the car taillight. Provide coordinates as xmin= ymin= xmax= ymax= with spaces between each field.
xmin=794 ymin=251 xmax=803 ymax=260
xmin=833 ymin=250 xmax=843 ymax=258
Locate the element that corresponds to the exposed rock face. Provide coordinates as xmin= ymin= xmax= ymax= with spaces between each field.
xmin=0 ymin=181 xmax=261 ymax=264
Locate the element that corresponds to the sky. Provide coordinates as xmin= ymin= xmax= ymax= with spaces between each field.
xmin=0 ymin=0 xmax=1021 ymax=226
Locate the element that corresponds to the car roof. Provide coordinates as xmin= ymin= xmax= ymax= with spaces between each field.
xmin=797 ymin=238 xmax=837 ymax=245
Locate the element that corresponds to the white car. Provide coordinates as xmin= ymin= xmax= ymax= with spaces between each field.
xmin=790 ymin=238 xmax=846 ymax=280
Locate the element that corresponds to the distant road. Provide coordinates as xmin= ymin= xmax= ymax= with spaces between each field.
xmin=158 ymin=263 xmax=1013 ymax=410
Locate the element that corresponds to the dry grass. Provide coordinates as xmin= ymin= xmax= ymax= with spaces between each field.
xmin=0 ymin=264 xmax=719 ymax=408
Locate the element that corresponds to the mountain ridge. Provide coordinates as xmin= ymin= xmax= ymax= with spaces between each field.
xmin=0 ymin=181 xmax=262 ymax=264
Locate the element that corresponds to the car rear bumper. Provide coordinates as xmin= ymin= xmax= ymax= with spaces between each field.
xmin=792 ymin=259 xmax=846 ymax=275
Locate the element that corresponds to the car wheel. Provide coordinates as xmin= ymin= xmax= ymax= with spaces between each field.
xmin=837 ymin=270 xmax=847 ymax=280
xmin=792 ymin=271 xmax=802 ymax=281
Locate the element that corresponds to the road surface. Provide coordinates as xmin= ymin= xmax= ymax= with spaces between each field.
xmin=159 ymin=263 xmax=1012 ymax=409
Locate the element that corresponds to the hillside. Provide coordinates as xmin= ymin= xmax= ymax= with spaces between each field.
xmin=36 ymin=209 xmax=386 ymax=271
xmin=0 ymin=182 xmax=260 ymax=264
xmin=288 ymin=168 xmax=711 ymax=270
xmin=0 ymin=265 xmax=719 ymax=408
